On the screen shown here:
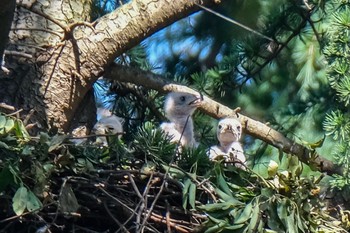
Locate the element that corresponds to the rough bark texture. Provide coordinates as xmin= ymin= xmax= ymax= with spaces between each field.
xmin=2 ymin=0 xmax=92 ymax=131
xmin=0 ymin=0 xmax=220 ymax=133
xmin=105 ymin=63 xmax=342 ymax=175
xmin=0 ymin=0 xmax=15 ymax=63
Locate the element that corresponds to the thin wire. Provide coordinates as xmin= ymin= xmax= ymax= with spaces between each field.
xmin=195 ymin=3 xmax=275 ymax=42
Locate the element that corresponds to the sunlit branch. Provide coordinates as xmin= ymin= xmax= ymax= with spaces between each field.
xmin=104 ymin=63 xmax=342 ymax=175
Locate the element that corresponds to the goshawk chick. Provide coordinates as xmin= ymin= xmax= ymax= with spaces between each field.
xmin=160 ymin=92 xmax=202 ymax=148
xmin=208 ymin=118 xmax=246 ymax=169
xmin=92 ymin=114 xmax=123 ymax=146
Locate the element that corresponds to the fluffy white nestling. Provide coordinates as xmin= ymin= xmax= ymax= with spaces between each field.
xmin=92 ymin=108 xmax=123 ymax=146
xmin=160 ymin=92 xmax=202 ymax=148
xmin=208 ymin=118 xmax=246 ymax=169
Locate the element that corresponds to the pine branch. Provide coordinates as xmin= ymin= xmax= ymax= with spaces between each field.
xmin=105 ymin=63 xmax=342 ymax=176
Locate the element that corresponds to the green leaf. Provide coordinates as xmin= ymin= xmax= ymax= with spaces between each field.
xmin=277 ymin=199 xmax=288 ymax=222
xmin=224 ymin=223 xmax=245 ymax=230
xmin=229 ymin=208 xmax=241 ymax=221
xmin=261 ymin=188 xmax=274 ymax=198
xmin=204 ymin=218 xmax=227 ymax=233
xmin=189 ymin=182 xmax=196 ymax=209
xmin=0 ymin=115 xmax=6 ymax=134
xmin=3 ymin=118 xmax=15 ymax=133
xmin=248 ymin=201 xmax=261 ymax=232
xmin=26 ymin=191 xmax=42 ymax=212
xmin=59 ymin=184 xmax=79 ymax=213
xmin=43 ymin=163 xmax=55 ymax=172
xmin=162 ymin=165 xmax=186 ymax=179
xmin=234 ymin=202 xmax=252 ymax=224
xmin=14 ymin=120 xmax=30 ymax=140
xmin=0 ymin=141 xmax=9 ymax=149
xmin=39 ymin=132 xmax=50 ymax=144
xmin=199 ymin=199 xmax=243 ymax=212
xmin=182 ymin=178 xmax=192 ymax=209
xmin=21 ymin=145 xmax=33 ymax=155
xmin=12 ymin=186 xmax=28 ymax=216
xmin=295 ymin=211 xmax=307 ymax=233
xmin=48 ymin=135 xmax=68 ymax=152
xmin=217 ymin=172 xmax=233 ymax=197
xmin=215 ymin=187 xmax=233 ymax=202
xmin=207 ymin=214 xmax=225 ymax=224
xmin=286 ymin=211 xmax=298 ymax=233
xmin=266 ymin=201 xmax=284 ymax=231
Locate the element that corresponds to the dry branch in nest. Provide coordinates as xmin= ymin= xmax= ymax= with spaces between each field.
xmin=0 ymin=164 xmax=206 ymax=233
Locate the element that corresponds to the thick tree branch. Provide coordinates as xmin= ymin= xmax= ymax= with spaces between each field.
xmin=78 ymin=0 xmax=221 ymax=79
xmin=13 ymin=0 xmax=221 ymax=131
xmin=104 ymin=63 xmax=342 ymax=176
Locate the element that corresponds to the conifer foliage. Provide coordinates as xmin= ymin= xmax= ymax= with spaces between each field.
xmin=2 ymin=0 xmax=350 ymax=232
xmin=323 ymin=1 xmax=350 ymax=193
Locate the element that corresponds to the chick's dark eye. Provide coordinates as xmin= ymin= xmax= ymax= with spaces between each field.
xmin=237 ymin=126 xmax=241 ymax=131
xmin=218 ymin=125 xmax=222 ymax=129
xmin=179 ymin=96 xmax=186 ymax=102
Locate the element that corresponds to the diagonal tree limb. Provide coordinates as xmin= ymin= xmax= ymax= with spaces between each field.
xmin=104 ymin=63 xmax=342 ymax=176
xmin=6 ymin=0 xmax=221 ymax=132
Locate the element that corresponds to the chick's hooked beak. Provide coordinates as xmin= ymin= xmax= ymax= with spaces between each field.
xmin=188 ymin=93 xmax=203 ymax=106
xmin=220 ymin=124 xmax=231 ymax=133
xmin=221 ymin=124 xmax=240 ymax=137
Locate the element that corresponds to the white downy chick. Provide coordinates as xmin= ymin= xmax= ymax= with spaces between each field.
xmin=92 ymin=113 xmax=123 ymax=146
xmin=160 ymin=92 xmax=203 ymax=148
xmin=208 ymin=118 xmax=246 ymax=169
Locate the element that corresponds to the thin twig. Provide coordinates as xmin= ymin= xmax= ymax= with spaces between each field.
xmin=249 ymin=18 xmax=308 ymax=77
xmin=17 ymin=4 xmax=67 ymax=31
xmin=138 ymin=173 xmax=157 ymax=232
xmin=128 ymin=173 xmax=143 ymax=200
xmin=23 ymin=109 xmax=35 ymax=125
xmin=0 ymin=202 xmax=54 ymax=224
xmin=103 ymin=201 xmax=130 ymax=233
xmin=6 ymin=109 xmax=23 ymax=117
xmin=4 ymin=50 xmax=33 ymax=59
xmin=97 ymin=184 xmax=135 ymax=214
xmin=150 ymin=211 xmax=196 ymax=229
xmin=194 ymin=3 xmax=275 ymax=42
xmin=129 ymin=172 xmax=153 ymax=232
xmin=0 ymin=103 xmax=15 ymax=111
xmin=166 ymin=200 xmax=172 ymax=233
xmin=146 ymin=211 xmax=191 ymax=233
xmin=140 ymin=115 xmax=192 ymax=231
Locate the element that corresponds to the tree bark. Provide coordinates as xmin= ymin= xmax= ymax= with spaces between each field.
xmin=0 ymin=0 xmax=15 ymax=64
xmin=2 ymin=0 xmax=92 ymax=131
xmin=104 ymin=63 xmax=342 ymax=175
xmin=0 ymin=0 xmax=220 ymax=133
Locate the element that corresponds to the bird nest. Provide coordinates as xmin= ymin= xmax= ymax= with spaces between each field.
xmin=0 ymin=160 xmax=207 ymax=233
